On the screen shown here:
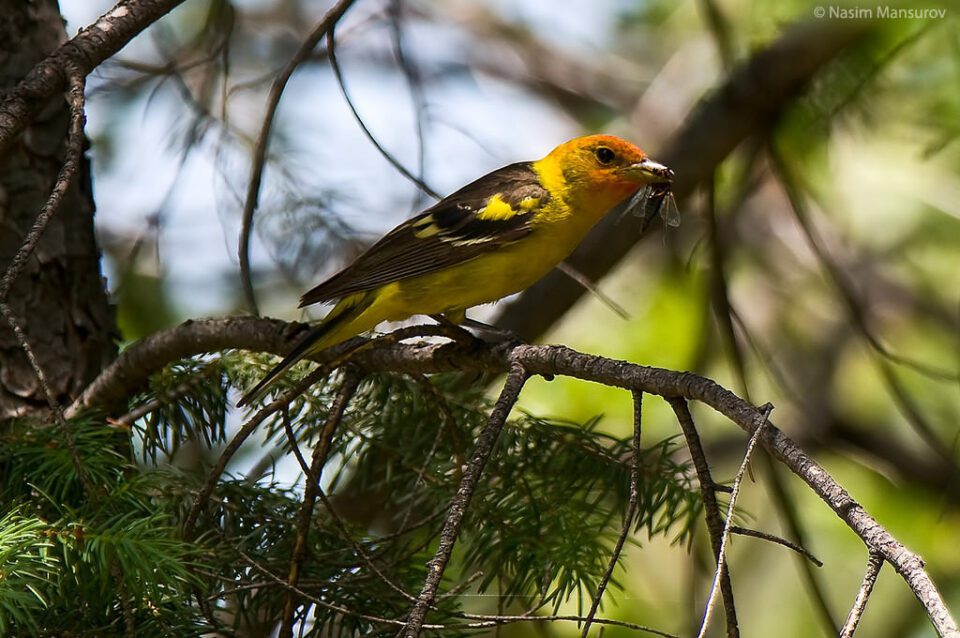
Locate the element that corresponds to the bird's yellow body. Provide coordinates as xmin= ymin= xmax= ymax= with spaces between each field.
xmin=312 ymin=204 xmax=599 ymax=345
xmin=239 ymin=135 xmax=673 ymax=406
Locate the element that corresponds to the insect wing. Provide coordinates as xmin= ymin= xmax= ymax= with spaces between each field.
xmin=659 ymin=192 xmax=681 ymax=228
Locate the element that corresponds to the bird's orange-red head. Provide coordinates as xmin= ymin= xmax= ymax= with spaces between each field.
xmin=539 ymin=134 xmax=673 ymax=215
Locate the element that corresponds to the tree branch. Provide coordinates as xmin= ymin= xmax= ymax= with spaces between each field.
xmin=840 ymin=551 xmax=884 ymax=637
xmin=403 ymin=362 xmax=529 ymax=637
xmin=73 ymin=316 xmax=959 ymax=636
xmin=279 ymin=370 xmax=362 ymax=638
xmin=0 ymin=0 xmax=188 ymax=155
xmin=237 ymin=0 xmax=359 ymax=315
xmin=669 ymin=398 xmax=738 ymax=636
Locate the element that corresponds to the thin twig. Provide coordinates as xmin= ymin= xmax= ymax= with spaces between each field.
xmin=696 ymin=404 xmax=771 ymax=638
xmin=556 ymin=262 xmax=630 ymax=320
xmin=668 ymin=397 xmax=739 ymax=636
xmin=237 ymin=0 xmax=358 ymax=315
xmin=239 ymin=548 xmax=679 ymax=636
xmin=403 ymin=362 xmax=528 ymax=637
xmin=71 ymin=318 xmax=960 ymax=636
xmin=183 ymin=364 xmax=334 ymax=531
xmin=279 ymin=405 xmax=416 ymax=603
xmin=729 ymin=526 xmax=822 ymax=567
xmin=281 ymin=406 xmax=311 ymax=476
xmin=240 ymin=548 xmax=412 ymax=628
xmin=327 ymin=23 xmax=440 ymax=200
xmin=278 ymin=370 xmax=362 ymax=638
xmin=581 ymin=390 xmax=643 ymax=636
xmin=0 ymin=66 xmax=85 ymax=304
xmin=454 ymin=611 xmax=676 ymax=636
xmin=388 ymin=0 xmax=431 ymax=210
xmin=840 ymin=551 xmax=884 ymax=637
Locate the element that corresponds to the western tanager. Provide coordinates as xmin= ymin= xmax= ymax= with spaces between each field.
xmin=239 ymin=134 xmax=673 ymax=406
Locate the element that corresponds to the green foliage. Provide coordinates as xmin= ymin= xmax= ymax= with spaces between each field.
xmin=1 ymin=417 xmax=127 ymax=504
xmin=135 ymin=357 xmax=229 ymax=463
xmin=0 ymin=416 xmax=206 ymax=635
xmin=11 ymin=356 xmax=695 ymax=635
xmin=0 ymin=358 xmax=702 ymax=635
xmin=462 ymin=417 xmax=699 ymax=610
xmin=0 ymin=508 xmax=58 ymax=635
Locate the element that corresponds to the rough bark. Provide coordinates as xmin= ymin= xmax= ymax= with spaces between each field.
xmin=0 ymin=0 xmax=116 ymax=419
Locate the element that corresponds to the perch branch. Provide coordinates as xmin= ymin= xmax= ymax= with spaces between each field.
xmin=73 ymin=317 xmax=960 ymax=636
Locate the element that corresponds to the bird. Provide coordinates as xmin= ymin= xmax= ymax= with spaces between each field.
xmin=238 ymin=134 xmax=673 ymax=407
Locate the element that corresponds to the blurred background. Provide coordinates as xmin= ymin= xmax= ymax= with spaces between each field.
xmin=59 ymin=0 xmax=960 ymax=635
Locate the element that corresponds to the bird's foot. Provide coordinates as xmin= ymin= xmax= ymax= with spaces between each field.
xmin=430 ymin=315 xmax=524 ymax=350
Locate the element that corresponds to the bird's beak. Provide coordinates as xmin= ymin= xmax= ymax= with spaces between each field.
xmin=622 ymin=158 xmax=674 ymax=184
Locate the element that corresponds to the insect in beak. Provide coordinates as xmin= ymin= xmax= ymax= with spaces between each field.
xmin=621 ymin=161 xmax=680 ymax=230
xmin=623 ymin=158 xmax=674 ymax=184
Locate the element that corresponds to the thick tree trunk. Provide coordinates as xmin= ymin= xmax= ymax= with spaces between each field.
xmin=0 ymin=1 xmax=116 ymax=419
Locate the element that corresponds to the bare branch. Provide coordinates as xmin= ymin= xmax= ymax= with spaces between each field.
xmin=669 ymin=398 xmax=738 ymax=636
xmin=69 ymin=317 xmax=960 ymax=636
xmin=0 ymin=0 xmax=188 ymax=154
xmin=0 ymin=63 xmax=85 ymax=305
xmin=403 ymin=362 xmax=529 ymax=637
xmin=327 ymin=22 xmax=440 ymax=199
xmin=581 ymin=390 xmax=643 ymax=636
xmin=729 ymin=527 xmax=822 ymax=567
xmin=237 ymin=0 xmax=359 ymax=315
xmin=556 ymin=261 xmax=630 ymax=320
xmin=279 ymin=370 xmax=362 ymax=638
xmin=696 ymin=404 xmax=771 ymax=638
xmin=840 ymin=551 xmax=884 ymax=637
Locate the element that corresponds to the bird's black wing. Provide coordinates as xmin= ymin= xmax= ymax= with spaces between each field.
xmin=299 ymin=162 xmax=550 ymax=306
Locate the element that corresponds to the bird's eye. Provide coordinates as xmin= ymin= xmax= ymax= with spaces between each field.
xmin=594 ymin=146 xmax=616 ymax=165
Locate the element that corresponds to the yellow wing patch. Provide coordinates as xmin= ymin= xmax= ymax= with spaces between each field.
xmin=475 ymin=194 xmax=516 ymax=221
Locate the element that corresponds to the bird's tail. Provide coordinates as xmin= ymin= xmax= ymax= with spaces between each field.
xmin=237 ymin=296 xmax=371 ymax=408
